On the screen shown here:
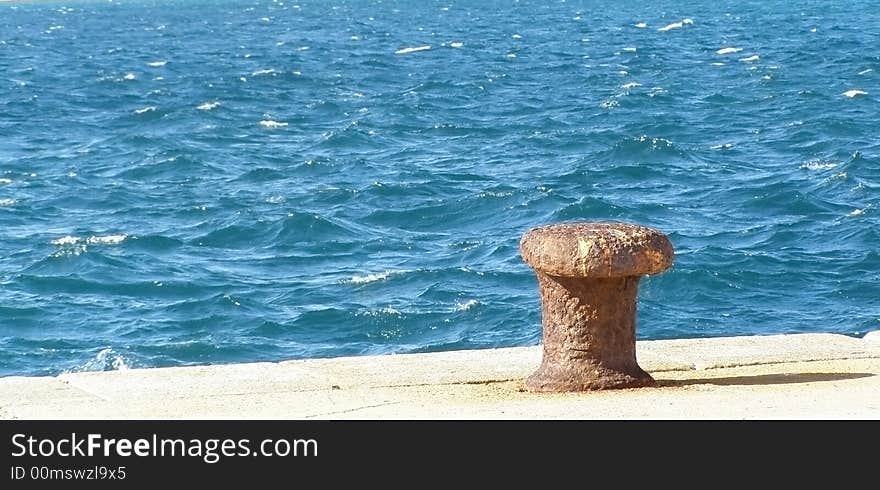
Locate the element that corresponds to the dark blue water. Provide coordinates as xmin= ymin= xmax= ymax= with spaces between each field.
xmin=2 ymin=0 xmax=879 ymax=377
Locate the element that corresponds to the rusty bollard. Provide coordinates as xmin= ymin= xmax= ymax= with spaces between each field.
xmin=520 ymin=222 xmax=674 ymax=391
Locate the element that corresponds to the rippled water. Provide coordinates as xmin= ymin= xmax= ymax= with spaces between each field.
xmin=1 ymin=0 xmax=879 ymax=376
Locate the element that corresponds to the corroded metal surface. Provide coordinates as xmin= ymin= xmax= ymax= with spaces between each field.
xmin=520 ymin=222 xmax=674 ymax=278
xmin=521 ymin=222 xmax=674 ymax=392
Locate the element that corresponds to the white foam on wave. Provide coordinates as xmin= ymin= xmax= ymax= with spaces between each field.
xmin=658 ymin=22 xmax=683 ymax=32
xmin=842 ymin=89 xmax=867 ymax=98
xmin=260 ymin=120 xmax=288 ymax=128
xmin=600 ymin=98 xmax=619 ymax=109
xmin=66 ymin=348 xmax=131 ymax=373
xmin=450 ymin=42 xmax=463 ymax=48
xmin=634 ymin=22 xmax=647 ymax=28
xmin=51 ymin=234 xmax=127 ymax=246
xmin=345 ymin=270 xmax=408 ymax=285
xmin=800 ymin=160 xmax=837 ymax=171
xmin=134 ymin=106 xmax=156 ymax=114
xmin=252 ymin=68 xmax=279 ymax=76
xmin=0 ymin=198 xmax=15 ymax=207
xmin=711 ymin=62 xmax=726 ymax=66
xmin=51 ymin=235 xmax=79 ymax=246
xmin=87 ymin=234 xmax=127 ymax=245
xmin=711 ymin=143 xmax=733 ymax=150
xmin=147 ymin=60 xmax=167 ymax=67
xmin=716 ymin=47 xmax=742 ymax=55
xmin=197 ymin=101 xmax=220 ymax=111
xmin=0 ymin=178 xmax=11 ymax=184
xmin=123 ymin=72 xmax=136 ymax=80
xmin=620 ymin=82 xmax=642 ymax=89
xmin=455 ymin=299 xmax=479 ymax=312
xmin=848 ymin=207 xmax=868 ymax=217
xmin=512 ymin=33 xmax=522 ymax=39
xmin=659 ymin=18 xmax=692 ymax=32
xmin=507 ymin=53 xmax=517 ymax=58
xmin=395 ymin=45 xmax=431 ymax=54
xmin=362 ymin=306 xmax=402 ymax=317
xmin=265 ymin=195 xmax=285 ymax=204
xmin=50 ymin=234 xmax=126 ymax=257
xmin=739 ymin=55 xmax=760 ymax=62
xmin=622 ymin=47 xmax=637 ymax=52
xmin=858 ymin=69 xmax=873 ymax=75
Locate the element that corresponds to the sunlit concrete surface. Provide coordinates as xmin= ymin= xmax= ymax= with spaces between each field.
xmin=1 ymin=333 xmax=879 ymax=419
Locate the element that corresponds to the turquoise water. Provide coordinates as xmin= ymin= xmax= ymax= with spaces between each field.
xmin=1 ymin=0 xmax=878 ymax=376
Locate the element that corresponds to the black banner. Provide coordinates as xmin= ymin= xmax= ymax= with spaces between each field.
xmin=1 ymin=420 xmax=873 ymax=486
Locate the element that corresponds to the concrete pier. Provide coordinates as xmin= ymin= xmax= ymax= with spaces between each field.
xmin=1 ymin=332 xmax=879 ymax=419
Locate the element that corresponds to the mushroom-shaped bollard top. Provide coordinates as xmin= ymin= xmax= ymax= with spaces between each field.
xmin=520 ymin=222 xmax=673 ymax=278
xmin=520 ymin=222 xmax=674 ymax=392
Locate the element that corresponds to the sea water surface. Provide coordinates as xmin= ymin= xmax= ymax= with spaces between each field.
xmin=1 ymin=0 xmax=879 ymax=376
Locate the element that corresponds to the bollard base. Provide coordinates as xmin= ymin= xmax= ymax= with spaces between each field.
xmin=524 ymin=360 xmax=654 ymax=392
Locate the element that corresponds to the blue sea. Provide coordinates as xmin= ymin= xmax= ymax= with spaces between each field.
xmin=1 ymin=0 xmax=878 ymax=377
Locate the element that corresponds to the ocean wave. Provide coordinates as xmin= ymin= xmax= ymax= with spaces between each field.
xmin=395 ymin=45 xmax=431 ymax=55
xmin=196 ymin=101 xmax=220 ymax=110
xmin=842 ymin=89 xmax=867 ymax=98
xmin=65 ymin=347 xmax=131 ymax=373
xmin=357 ymin=306 xmax=403 ymax=317
xmin=800 ymin=159 xmax=838 ymax=171
xmin=260 ymin=119 xmax=288 ymax=128
xmin=454 ymin=299 xmax=479 ymax=311
xmin=344 ymin=270 xmax=409 ymax=285
xmin=49 ymin=234 xmax=127 ymax=257
xmin=658 ymin=18 xmax=693 ymax=32
xmin=848 ymin=207 xmax=868 ymax=217
xmin=51 ymin=234 xmax=127 ymax=246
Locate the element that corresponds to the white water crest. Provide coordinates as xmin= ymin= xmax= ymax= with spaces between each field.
xmin=658 ymin=19 xmax=692 ymax=32
xmin=260 ymin=120 xmax=288 ymax=128
xmin=197 ymin=101 xmax=220 ymax=111
xmin=51 ymin=234 xmax=127 ymax=248
xmin=65 ymin=348 xmax=131 ymax=373
xmin=345 ymin=270 xmax=408 ymax=285
xmin=454 ymin=299 xmax=479 ymax=311
xmin=395 ymin=45 xmax=431 ymax=55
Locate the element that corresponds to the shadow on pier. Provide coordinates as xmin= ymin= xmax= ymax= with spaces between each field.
xmin=660 ymin=372 xmax=874 ymax=387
